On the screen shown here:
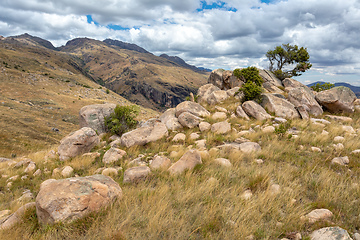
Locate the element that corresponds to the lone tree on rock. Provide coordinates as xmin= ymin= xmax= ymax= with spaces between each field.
xmin=266 ymin=43 xmax=312 ymax=80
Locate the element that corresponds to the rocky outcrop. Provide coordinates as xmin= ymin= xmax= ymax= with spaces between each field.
xmin=261 ymin=93 xmax=300 ymax=119
xmin=287 ymin=87 xmax=323 ymax=116
xmin=206 ymin=90 xmax=229 ymax=105
xmin=315 ymin=86 xmax=357 ymax=113
xmin=208 ymin=69 xmax=244 ymax=90
xmin=120 ymin=121 xmax=168 ymax=148
xmin=242 ymin=101 xmax=272 ymax=120
xmin=79 ymin=104 xmax=116 ymax=134
xmin=168 ymin=150 xmax=202 ymax=175
xmin=258 ymin=69 xmax=283 ymax=93
xmin=36 ymin=175 xmax=122 ymax=224
xmin=197 ymin=84 xmax=221 ymax=104
xmin=159 ymin=108 xmax=182 ymax=131
xmin=58 ymin=127 xmax=100 ymax=161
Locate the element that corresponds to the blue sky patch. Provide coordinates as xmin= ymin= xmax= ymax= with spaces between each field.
xmin=197 ymin=1 xmax=237 ymax=12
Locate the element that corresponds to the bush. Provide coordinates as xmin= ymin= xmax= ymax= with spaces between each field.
xmin=104 ymin=105 xmax=139 ymax=136
xmin=234 ymin=67 xmax=263 ymax=102
xmin=310 ymin=82 xmax=335 ymax=92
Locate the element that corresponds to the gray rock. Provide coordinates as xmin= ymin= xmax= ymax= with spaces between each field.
xmin=79 ymin=103 xmax=116 ymax=134
xmin=261 ymin=93 xmax=300 ymax=119
xmin=310 ymin=226 xmax=353 ymax=240
xmin=0 ymin=202 xmax=36 ymax=230
xmin=172 ymin=133 xmax=186 ymax=142
xmin=150 ymin=155 xmax=171 ymax=170
xmin=211 ymin=121 xmax=231 ymax=134
xmin=58 ymin=127 xmax=100 ymax=161
xmin=214 ymin=158 xmax=232 ymax=167
xmin=226 ymin=87 xmax=241 ymax=97
xmin=316 ymin=86 xmax=356 ymax=113
xmin=178 ymin=112 xmax=202 ymax=128
xmin=123 ymin=166 xmax=151 ymax=183
xmin=207 ymin=90 xmax=229 ymax=105
xmin=305 ymin=209 xmax=333 ymax=223
xmin=175 ymin=101 xmax=210 ymax=118
xmin=36 ymin=175 xmax=122 ymax=225
xmin=222 ymin=70 xmax=244 ymax=89
xmin=239 ymin=142 xmax=261 ymax=153
xmin=236 ymin=105 xmax=250 ymax=120
xmin=197 ymin=84 xmax=221 ymax=104
xmin=242 ymin=101 xmax=271 ymax=121
xmin=287 ymin=87 xmax=323 ymax=116
xmin=199 ymin=122 xmax=211 ymax=132
xmin=283 ymin=78 xmax=309 ymax=90
xmin=332 ymin=156 xmax=349 ymax=166
xmin=211 ymin=112 xmax=227 ymax=120
xmin=102 ymin=147 xmax=127 ymax=164
xmin=208 ymin=69 xmax=226 ymax=89
xmin=258 ymin=69 xmax=283 ymax=87
xmin=168 ymin=150 xmax=202 ymax=175
xmin=159 ymin=108 xmax=183 ymax=131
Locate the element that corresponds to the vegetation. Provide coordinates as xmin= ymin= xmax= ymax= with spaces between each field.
xmin=104 ymin=105 xmax=139 ymax=136
xmin=234 ymin=67 xmax=263 ymax=102
xmin=310 ymin=82 xmax=335 ymax=92
xmin=266 ymin=43 xmax=312 ymax=80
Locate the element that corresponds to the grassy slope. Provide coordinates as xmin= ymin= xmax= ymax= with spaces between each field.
xmin=0 ymin=40 xmax=157 ymax=157
xmin=1 ymin=97 xmax=360 ymax=239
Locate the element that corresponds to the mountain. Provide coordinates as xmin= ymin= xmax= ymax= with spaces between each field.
xmin=8 ymin=33 xmax=56 ymax=50
xmin=159 ymin=54 xmax=212 ymax=73
xmin=307 ymin=81 xmax=360 ymax=97
xmin=103 ymin=39 xmax=150 ymax=54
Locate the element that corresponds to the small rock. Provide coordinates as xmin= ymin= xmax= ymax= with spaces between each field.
xmin=61 ymin=166 xmax=74 ymax=178
xmin=333 ymin=143 xmax=344 ymax=151
xmin=305 ymin=208 xmax=333 ymax=223
xmin=212 ymin=112 xmax=227 ymax=120
xmin=241 ymin=190 xmax=252 ymax=200
xmin=102 ymin=167 xmax=118 ymax=176
xmin=321 ymin=130 xmax=329 ymax=136
xmin=234 ymin=137 xmax=250 ymax=144
xmin=172 ymin=133 xmax=186 ymax=142
xmin=255 ymin=159 xmax=264 ymax=164
xmin=199 ymin=122 xmax=211 ymax=132
xmin=274 ymin=117 xmax=287 ymax=123
xmin=235 ymin=105 xmax=250 ymax=120
xmin=334 ymin=136 xmax=345 ymax=142
xmin=262 ymin=126 xmax=275 ymax=133
xmin=149 ymin=155 xmax=171 ymax=170
xmin=102 ymin=147 xmax=126 ymax=164
xmin=269 ymin=184 xmax=281 ymax=195
xmin=195 ymin=139 xmax=207 ymax=150
xmin=214 ymin=158 xmax=232 ymax=167
xmin=178 ymin=112 xmax=202 ymax=128
xmin=211 ymin=121 xmax=231 ymax=134
xmin=325 ymin=115 xmax=353 ymax=123
xmin=123 ymin=166 xmax=151 ymax=183
xmin=353 ymin=233 xmax=360 ymax=240
xmin=311 ymin=118 xmax=331 ymax=125
xmin=215 ymin=106 xmax=228 ymax=113
xmin=24 ymin=162 xmax=36 ymax=173
xmin=239 ymin=142 xmax=261 ymax=153
xmin=311 ymin=147 xmax=322 ymax=152
xmin=351 ymin=149 xmax=360 ymax=154
xmin=33 ymin=169 xmax=42 ymax=176
xmin=128 ymin=157 xmax=147 ymax=167
xmin=189 ymin=133 xmax=200 ymax=140
xmin=168 ymin=150 xmax=202 ymax=175
xmin=342 ymin=125 xmax=356 ymax=134
xmin=332 ymin=156 xmax=349 ymax=166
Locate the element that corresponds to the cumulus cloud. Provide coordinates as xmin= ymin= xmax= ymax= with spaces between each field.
xmin=0 ymin=0 xmax=360 ymax=84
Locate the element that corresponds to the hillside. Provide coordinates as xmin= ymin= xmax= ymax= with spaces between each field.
xmin=0 ymin=37 xmax=157 ymax=157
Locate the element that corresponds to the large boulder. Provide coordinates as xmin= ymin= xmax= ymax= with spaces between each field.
xmin=36 ymin=175 xmax=122 ymax=225
xmin=283 ymin=78 xmax=309 ymax=90
xmin=261 ymin=93 xmax=300 ymax=119
xmin=222 ymin=70 xmax=244 ymax=89
xmin=120 ymin=121 xmax=168 ymax=148
xmin=207 ymin=90 xmax=229 ymax=105
xmin=79 ymin=104 xmax=116 ymax=134
xmin=242 ymin=101 xmax=271 ymax=120
xmin=159 ymin=108 xmax=182 ymax=131
xmin=310 ymin=226 xmax=353 ymax=240
xmin=178 ymin=112 xmax=202 ymax=128
xmin=168 ymin=150 xmax=202 ymax=175
xmin=175 ymin=101 xmax=210 ymax=118
xmin=287 ymin=87 xmax=323 ymax=116
xmin=258 ymin=69 xmax=283 ymax=87
xmin=208 ymin=69 xmax=225 ymax=89
xmin=58 ymin=127 xmax=100 ymax=161
xmin=197 ymin=84 xmax=221 ymax=104
xmin=315 ymin=86 xmax=356 ymax=113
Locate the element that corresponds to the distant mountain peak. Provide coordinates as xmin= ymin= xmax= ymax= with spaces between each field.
xmin=9 ymin=33 xmax=56 ymax=50
xmin=103 ymin=39 xmax=150 ymax=54
xmin=159 ymin=54 xmax=211 ymax=73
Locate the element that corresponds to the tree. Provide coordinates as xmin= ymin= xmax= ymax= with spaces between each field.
xmin=310 ymin=82 xmax=335 ymax=92
xmin=266 ymin=43 xmax=312 ymax=80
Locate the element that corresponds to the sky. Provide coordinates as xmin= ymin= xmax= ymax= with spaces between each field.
xmin=1 ymin=0 xmax=360 ymax=85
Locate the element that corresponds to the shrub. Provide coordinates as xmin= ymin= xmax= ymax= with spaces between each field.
xmin=235 ymin=67 xmax=263 ymax=102
xmin=241 ymin=81 xmax=263 ymax=102
xmin=104 ymin=105 xmax=139 ymax=136
xmin=310 ymin=82 xmax=335 ymax=92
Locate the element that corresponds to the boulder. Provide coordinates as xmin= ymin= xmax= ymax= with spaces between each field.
xmin=208 ymin=69 xmax=225 ymax=89
xmin=239 ymin=142 xmax=261 ymax=153
xmin=172 ymin=133 xmax=186 ymax=142
xmin=168 ymin=150 xmax=202 ymax=175
xmin=36 ymin=175 xmax=122 ymax=224
xmin=222 ymin=70 xmax=244 ymax=89
xmin=214 ymin=158 xmax=232 ymax=167
xmin=79 ymin=104 xmax=116 ymax=134
xmin=305 ymin=209 xmax=333 ymax=223
xmin=123 ymin=166 xmax=151 ymax=183
xmin=175 ymin=101 xmax=210 ymax=118
xmin=315 ymin=86 xmax=357 ymax=113
xmin=261 ymin=93 xmax=300 ymax=119
xmin=199 ymin=122 xmax=211 ymax=132
xmin=197 ymin=84 xmax=221 ymax=103
xmin=58 ymin=127 xmax=100 ymax=161
xmin=61 ymin=166 xmax=74 ymax=178
xmin=331 ymin=156 xmax=349 ymax=166
xmin=211 ymin=112 xmax=227 ymax=121
xmin=258 ymin=69 xmax=283 ymax=87
xmin=120 ymin=121 xmax=168 ymax=148
xmin=0 ymin=202 xmax=36 ymax=230
xmin=159 ymin=108 xmax=182 ymax=131
xmin=310 ymin=227 xmax=352 ymax=240
xmin=178 ymin=112 xmax=202 ymax=128
xmin=102 ymin=147 xmax=127 ymax=164
xmin=150 ymin=155 xmax=171 ymax=170
xmin=242 ymin=101 xmax=271 ymax=120
xmin=287 ymin=87 xmax=323 ymax=116
xmin=283 ymin=78 xmax=309 ymax=90
xmin=226 ymin=87 xmax=241 ymax=97
xmin=211 ymin=121 xmax=231 ymax=134
xmin=207 ymin=90 xmax=229 ymax=105
xmin=235 ymin=105 xmax=250 ymax=120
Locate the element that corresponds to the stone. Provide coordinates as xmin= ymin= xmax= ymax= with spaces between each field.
xmin=239 ymin=142 xmax=261 ymax=153
xmin=178 ymin=112 xmax=202 ymax=128
xmin=342 ymin=125 xmax=356 ymax=134
xmin=189 ymin=133 xmax=200 ymax=140
xmin=311 ymin=147 xmax=322 ymax=152
xmin=0 ymin=210 xmax=11 ymax=219
xmin=0 ymin=157 xmax=11 ymax=163
xmin=61 ymin=166 xmax=74 ymax=178
xmin=287 ymin=87 xmax=323 ymax=116
xmin=207 ymin=90 xmax=229 ymax=105
xmin=235 ymin=105 xmax=250 ymax=120
xmin=262 ymin=126 xmax=275 ymax=133
xmin=123 ymin=166 xmax=151 ymax=183
xmin=150 ymin=155 xmax=171 ymax=170
xmin=36 ymin=175 xmax=122 ymax=224
xmin=79 ymin=103 xmax=116 ymax=134
xmin=235 ymin=137 xmax=250 ymax=144
xmin=274 ymin=117 xmax=287 ymax=123
xmin=195 ymin=139 xmax=207 ymax=149
xmin=211 ymin=121 xmax=231 ymax=134
xmin=172 ymin=133 xmax=186 ymax=142
xmin=296 ymin=105 xmax=310 ymax=119
xmin=311 ymin=118 xmax=331 ymax=125
xmin=354 ymin=233 xmax=360 ymax=240
xmin=168 ymin=150 xmax=202 ymax=175
xmin=14 ymin=158 xmax=32 ymax=168
xmin=189 ymin=92 xmax=195 ymax=102
xmin=24 ymin=161 xmax=36 ymax=173
xmin=283 ymin=78 xmax=308 ymax=89
xmin=199 ymin=122 xmax=211 ymax=132
xmin=269 ymin=184 xmax=281 ymax=195
xmin=215 ymin=106 xmax=228 ymax=113
xmin=208 ymin=69 xmax=226 ymax=89
xmin=175 ymin=101 xmax=210 ymax=118
xmin=214 ymin=158 xmax=232 ymax=167
xmin=212 ymin=112 xmax=227 ymax=120
xmin=102 ymin=167 xmax=118 ymax=176
xmin=241 ymin=190 xmax=253 ymax=200
xmin=351 ymin=149 xmax=360 ymax=154
xmin=305 ymin=209 xmax=333 ymax=224
xmin=159 ymin=108 xmax=183 ymax=131
xmin=226 ymin=87 xmax=241 ymax=97
xmin=58 ymin=127 xmax=100 ymax=161
xmin=128 ymin=157 xmax=146 ymax=167
xmin=258 ymin=69 xmax=283 ymax=87
xmin=261 ymin=93 xmax=300 ymax=119
xmin=121 ymin=121 xmax=168 ymax=148
xmin=334 ymin=136 xmax=345 ymax=142
xmin=0 ymin=202 xmax=36 ymax=230
xmin=222 ymin=70 xmax=244 ymax=89
xmin=242 ymin=101 xmax=271 ymax=121
xmin=325 ymin=115 xmax=353 ymax=123
xmin=332 ymin=156 xmax=349 ymax=165
xmin=33 ymin=169 xmax=42 ymax=176
xmin=316 ymin=87 xmax=357 ymax=113
xmin=197 ymin=84 xmax=221 ymax=103
xmin=102 ymin=147 xmax=127 ymax=164
xmin=333 ymin=143 xmax=344 ymax=151
xmin=310 ymin=226 xmax=352 ymax=240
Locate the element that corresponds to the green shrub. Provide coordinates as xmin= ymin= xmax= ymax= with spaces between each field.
xmin=234 ymin=67 xmax=263 ymax=102
xmin=241 ymin=81 xmax=263 ymax=102
xmin=104 ymin=105 xmax=139 ymax=136
xmin=310 ymin=82 xmax=335 ymax=92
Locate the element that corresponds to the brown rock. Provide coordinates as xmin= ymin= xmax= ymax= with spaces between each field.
xmin=261 ymin=93 xmax=300 ymax=119
xmin=211 ymin=121 xmax=231 ymax=134
xmin=316 ymin=87 xmax=356 ymax=113
xmin=168 ymin=150 xmax=202 ymax=175
xmin=175 ymin=101 xmax=210 ymax=118
xmin=102 ymin=147 xmax=127 ymax=164
xmin=0 ymin=202 xmax=36 ymax=229
xmin=287 ymin=87 xmax=323 ymax=116
xmin=123 ymin=166 xmax=151 ymax=183
xmin=79 ymin=104 xmax=116 ymax=134
xmin=159 ymin=108 xmax=183 ymax=131
xmin=178 ymin=112 xmax=202 ymax=128
xmin=242 ymin=101 xmax=271 ymax=120
xmin=197 ymin=84 xmax=221 ymax=103
xmin=150 ymin=155 xmax=171 ymax=170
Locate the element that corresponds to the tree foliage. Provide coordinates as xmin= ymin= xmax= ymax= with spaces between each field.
xmin=104 ymin=105 xmax=139 ymax=136
xmin=234 ymin=66 xmax=263 ymax=102
xmin=266 ymin=43 xmax=312 ymax=80
xmin=310 ymin=82 xmax=335 ymax=92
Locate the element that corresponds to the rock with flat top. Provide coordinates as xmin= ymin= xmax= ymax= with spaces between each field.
xmin=123 ymin=166 xmax=151 ymax=183
xmin=168 ymin=150 xmax=202 ymax=175
xmin=316 ymin=86 xmax=356 ymax=113
xmin=102 ymin=147 xmax=127 ymax=164
xmin=175 ymin=101 xmax=210 ymax=118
